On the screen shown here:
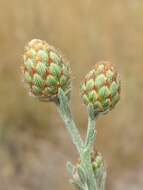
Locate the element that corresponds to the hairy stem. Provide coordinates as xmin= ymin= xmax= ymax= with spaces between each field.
xmin=85 ymin=105 xmax=97 ymax=163
xmin=85 ymin=116 xmax=96 ymax=151
xmin=80 ymin=148 xmax=97 ymax=190
xmin=57 ymin=89 xmax=84 ymax=154
xmin=56 ymin=90 xmax=102 ymax=190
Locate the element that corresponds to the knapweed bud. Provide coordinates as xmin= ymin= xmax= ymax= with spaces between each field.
xmin=91 ymin=151 xmax=103 ymax=173
xmin=75 ymin=151 xmax=104 ymax=181
xmin=80 ymin=61 xmax=121 ymax=115
xmin=21 ymin=39 xmax=71 ymax=101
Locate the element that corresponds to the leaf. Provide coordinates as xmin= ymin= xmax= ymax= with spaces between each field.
xmin=94 ymin=163 xmax=107 ymax=190
xmin=66 ymin=161 xmax=75 ymax=176
xmin=77 ymin=166 xmax=87 ymax=185
xmin=71 ymin=180 xmax=84 ymax=190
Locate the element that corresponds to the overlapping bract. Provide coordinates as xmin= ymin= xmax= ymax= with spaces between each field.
xmin=80 ymin=61 xmax=121 ymax=115
xmin=22 ymin=39 xmax=71 ymax=101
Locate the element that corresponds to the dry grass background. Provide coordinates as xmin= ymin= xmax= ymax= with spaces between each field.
xmin=0 ymin=0 xmax=143 ymax=189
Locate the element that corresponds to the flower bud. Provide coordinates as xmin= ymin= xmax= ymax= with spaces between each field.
xmin=91 ymin=152 xmax=103 ymax=172
xmin=21 ymin=39 xmax=71 ymax=101
xmin=80 ymin=61 xmax=121 ymax=115
xmin=76 ymin=151 xmax=104 ymax=180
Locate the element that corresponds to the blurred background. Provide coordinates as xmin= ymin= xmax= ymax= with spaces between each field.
xmin=0 ymin=0 xmax=143 ymax=189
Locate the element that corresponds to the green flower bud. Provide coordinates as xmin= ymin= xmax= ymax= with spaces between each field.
xmin=76 ymin=151 xmax=104 ymax=179
xmin=92 ymin=152 xmax=104 ymax=172
xmin=21 ymin=39 xmax=71 ymax=101
xmin=80 ymin=61 xmax=121 ymax=115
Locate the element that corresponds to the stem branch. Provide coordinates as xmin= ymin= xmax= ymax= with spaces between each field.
xmin=85 ymin=105 xmax=96 ymax=151
xmin=57 ymin=89 xmax=84 ymax=154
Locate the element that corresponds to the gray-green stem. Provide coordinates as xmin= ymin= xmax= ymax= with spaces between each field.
xmin=56 ymin=89 xmax=104 ymax=190
xmin=57 ymin=89 xmax=84 ymax=154
xmin=85 ymin=105 xmax=96 ymax=151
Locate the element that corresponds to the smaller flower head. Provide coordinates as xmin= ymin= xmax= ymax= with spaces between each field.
xmin=80 ymin=61 xmax=121 ymax=116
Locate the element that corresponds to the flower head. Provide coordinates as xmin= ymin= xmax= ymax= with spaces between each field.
xmin=21 ymin=39 xmax=71 ymax=101
xmin=80 ymin=61 xmax=121 ymax=115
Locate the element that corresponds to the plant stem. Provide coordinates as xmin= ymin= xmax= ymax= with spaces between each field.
xmin=85 ymin=115 xmax=96 ymax=151
xmin=57 ymin=89 xmax=84 ymax=154
xmin=56 ymin=90 xmax=98 ymax=190
xmin=80 ymin=148 xmax=97 ymax=190
xmin=81 ymin=106 xmax=97 ymax=190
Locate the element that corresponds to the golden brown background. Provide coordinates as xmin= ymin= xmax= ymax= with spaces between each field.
xmin=0 ymin=0 xmax=143 ymax=189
